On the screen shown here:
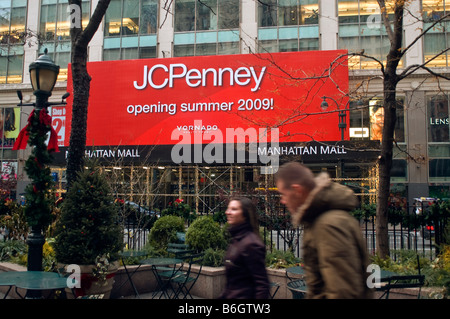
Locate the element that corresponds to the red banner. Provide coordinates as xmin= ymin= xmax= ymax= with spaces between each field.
xmin=61 ymin=50 xmax=348 ymax=147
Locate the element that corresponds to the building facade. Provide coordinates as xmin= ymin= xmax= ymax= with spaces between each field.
xmin=0 ymin=0 xmax=449 ymax=213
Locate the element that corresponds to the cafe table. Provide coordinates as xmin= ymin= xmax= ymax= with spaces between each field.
xmin=0 ymin=271 xmax=24 ymax=299
xmin=0 ymin=271 xmax=72 ymax=299
xmin=140 ymin=257 xmax=182 ymax=299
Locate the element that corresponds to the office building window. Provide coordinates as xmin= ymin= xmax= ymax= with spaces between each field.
xmin=104 ymin=0 xmax=158 ymax=60
xmin=39 ymin=0 xmax=90 ymax=81
xmin=257 ymin=0 xmax=319 ymax=53
xmin=0 ymin=106 xmax=20 ymax=149
xmin=173 ymin=0 xmax=240 ymax=57
xmin=0 ymin=0 xmax=26 ymax=84
xmin=338 ymin=0 xmax=401 ymax=69
xmin=423 ymin=0 xmax=450 ymax=67
xmin=349 ymin=97 xmax=405 ymax=142
xmin=428 ymin=95 xmax=449 ymax=143
xmin=174 ymin=0 xmax=239 ymax=32
xmin=427 ymin=95 xmax=450 ymax=180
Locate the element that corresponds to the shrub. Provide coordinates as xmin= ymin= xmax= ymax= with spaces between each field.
xmin=0 ymin=239 xmax=27 ymax=262
xmin=0 ymin=200 xmax=29 ymax=240
xmin=266 ymin=249 xmax=301 ymax=269
xmin=53 ymin=167 xmax=123 ymax=264
xmin=148 ymin=215 xmax=184 ymax=253
xmin=202 ymin=248 xmax=226 ymax=267
xmin=186 ymin=216 xmax=227 ymax=252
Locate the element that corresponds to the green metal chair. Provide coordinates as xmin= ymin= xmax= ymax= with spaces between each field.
xmin=167 ymin=243 xmax=194 ymax=258
xmin=269 ymin=282 xmax=280 ymax=299
xmin=377 ymin=274 xmax=425 ymax=299
xmin=170 ymin=253 xmax=204 ymax=299
xmin=287 ymin=279 xmax=307 ymax=299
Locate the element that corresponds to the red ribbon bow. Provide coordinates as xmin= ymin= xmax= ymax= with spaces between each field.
xmin=12 ymin=109 xmax=59 ymax=152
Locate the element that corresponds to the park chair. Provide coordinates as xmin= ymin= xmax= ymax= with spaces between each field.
xmin=378 ymin=255 xmax=425 ymax=299
xmin=269 ymin=282 xmax=280 ymax=299
xmin=378 ymin=274 xmax=425 ymax=299
xmin=287 ymin=279 xmax=307 ymax=299
xmin=176 ymin=232 xmax=186 ymax=243
xmin=169 ymin=252 xmax=204 ymax=299
xmin=167 ymin=243 xmax=194 ymax=258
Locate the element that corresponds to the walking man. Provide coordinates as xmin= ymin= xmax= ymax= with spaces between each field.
xmin=275 ymin=161 xmax=373 ymax=299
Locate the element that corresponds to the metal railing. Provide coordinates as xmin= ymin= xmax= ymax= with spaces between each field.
xmin=122 ymin=202 xmax=448 ymax=261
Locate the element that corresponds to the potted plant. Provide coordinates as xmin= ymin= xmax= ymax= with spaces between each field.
xmin=53 ymin=165 xmax=123 ymax=298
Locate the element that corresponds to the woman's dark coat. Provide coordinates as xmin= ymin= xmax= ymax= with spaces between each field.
xmin=219 ymin=222 xmax=270 ymax=299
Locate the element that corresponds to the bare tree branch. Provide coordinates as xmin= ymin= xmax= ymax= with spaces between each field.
xmin=399 ymin=48 xmax=450 ymax=80
xmin=400 ymin=12 xmax=450 ymax=58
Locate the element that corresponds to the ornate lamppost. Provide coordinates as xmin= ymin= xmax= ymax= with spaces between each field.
xmin=320 ymin=96 xmax=350 ymax=141
xmin=320 ymin=96 xmax=363 ymax=177
xmin=14 ymin=49 xmax=69 ymax=297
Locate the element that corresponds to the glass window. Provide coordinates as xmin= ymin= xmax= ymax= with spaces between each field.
xmin=175 ymin=0 xmax=196 ymax=32
xmin=258 ymin=0 xmax=278 ymax=27
xmin=258 ymin=0 xmax=318 ymax=27
xmin=173 ymin=44 xmax=194 ymax=57
xmin=140 ymin=0 xmax=158 ymax=35
xmin=196 ymin=0 xmax=216 ymax=31
xmin=105 ymin=0 xmax=122 ymax=36
xmin=173 ymin=0 xmax=239 ymax=57
xmin=218 ymin=41 xmax=239 ymax=55
xmin=279 ymin=0 xmax=298 ymax=26
xmin=123 ymin=0 xmax=140 ymax=35
xmin=0 ymin=0 xmax=26 ymax=84
xmin=428 ymin=95 xmax=449 ymax=142
xmin=104 ymin=0 xmax=158 ymax=60
xmin=40 ymin=3 xmax=57 ymax=41
xmin=430 ymin=159 xmax=450 ymax=178
xmin=196 ymin=42 xmax=216 ymax=56
xmin=39 ymin=0 xmax=90 ymax=81
xmin=1 ymin=107 xmax=20 ymax=149
xmin=104 ymin=48 xmax=121 ymax=61
xmin=349 ymin=97 xmax=405 ymax=142
xmin=257 ymin=1 xmax=319 ymax=53
xmin=338 ymin=0 xmax=399 ymax=70
xmin=390 ymin=159 xmax=407 ymax=179
xmin=218 ymin=0 xmax=239 ymax=29
xmin=175 ymin=0 xmax=238 ymax=32
xmin=422 ymin=0 xmax=449 ymax=67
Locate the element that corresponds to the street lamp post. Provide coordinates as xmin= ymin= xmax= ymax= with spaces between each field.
xmin=320 ymin=96 xmax=350 ymax=141
xmin=320 ymin=96 xmax=362 ymax=178
xmin=14 ymin=49 xmax=69 ymax=298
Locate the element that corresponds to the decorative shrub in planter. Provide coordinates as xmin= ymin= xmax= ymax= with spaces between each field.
xmin=148 ymin=215 xmax=184 ymax=254
xmin=53 ymin=166 xmax=123 ymax=298
xmin=185 ymin=216 xmax=227 ymax=252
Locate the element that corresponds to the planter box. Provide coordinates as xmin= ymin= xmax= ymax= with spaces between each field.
xmin=111 ymin=263 xmax=300 ymax=299
xmin=4 ymin=262 xmax=436 ymax=299
xmin=1 ymin=262 xmax=296 ymax=299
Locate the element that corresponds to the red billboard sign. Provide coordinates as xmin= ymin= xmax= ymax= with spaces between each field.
xmin=60 ymin=50 xmax=348 ymax=148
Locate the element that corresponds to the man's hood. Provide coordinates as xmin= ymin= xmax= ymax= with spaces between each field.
xmin=292 ymin=172 xmax=359 ymax=226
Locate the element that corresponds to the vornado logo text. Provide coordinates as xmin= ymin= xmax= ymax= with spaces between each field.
xmin=133 ymin=64 xmax=266 ymax=92
xmin=171 ymin=120 xmax=279 ymax=174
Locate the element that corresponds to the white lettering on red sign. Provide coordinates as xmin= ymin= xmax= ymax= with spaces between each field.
xmin=133 ymin=63 xmax=266 ymax=92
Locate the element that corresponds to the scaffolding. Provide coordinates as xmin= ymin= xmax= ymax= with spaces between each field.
xmin=51 ymin=163 xmax=379 ymax=214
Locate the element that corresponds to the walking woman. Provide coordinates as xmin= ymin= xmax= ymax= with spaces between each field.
xmin=219 ymin=197 xmax=270 ymax=299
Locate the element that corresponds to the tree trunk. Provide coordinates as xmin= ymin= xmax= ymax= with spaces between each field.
xmin=375 ymin=0 xmax=403 ymax=259
xmin=66 ymin=46 xmax=90 ymax=187
xmin=66 ymin=0 xmax=111 ymax=187
xmin=376 ymin=78 xmax=397 ymax=259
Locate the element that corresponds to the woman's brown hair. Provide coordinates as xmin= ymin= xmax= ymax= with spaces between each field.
xmin=229 ymin=197 xmax=260 ymax=236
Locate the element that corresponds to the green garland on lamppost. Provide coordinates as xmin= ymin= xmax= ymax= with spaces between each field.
xmin=23 ymin=106 xmax=54 ymax=229
xmin=14 ymin=49 xmax=69 ymax=298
